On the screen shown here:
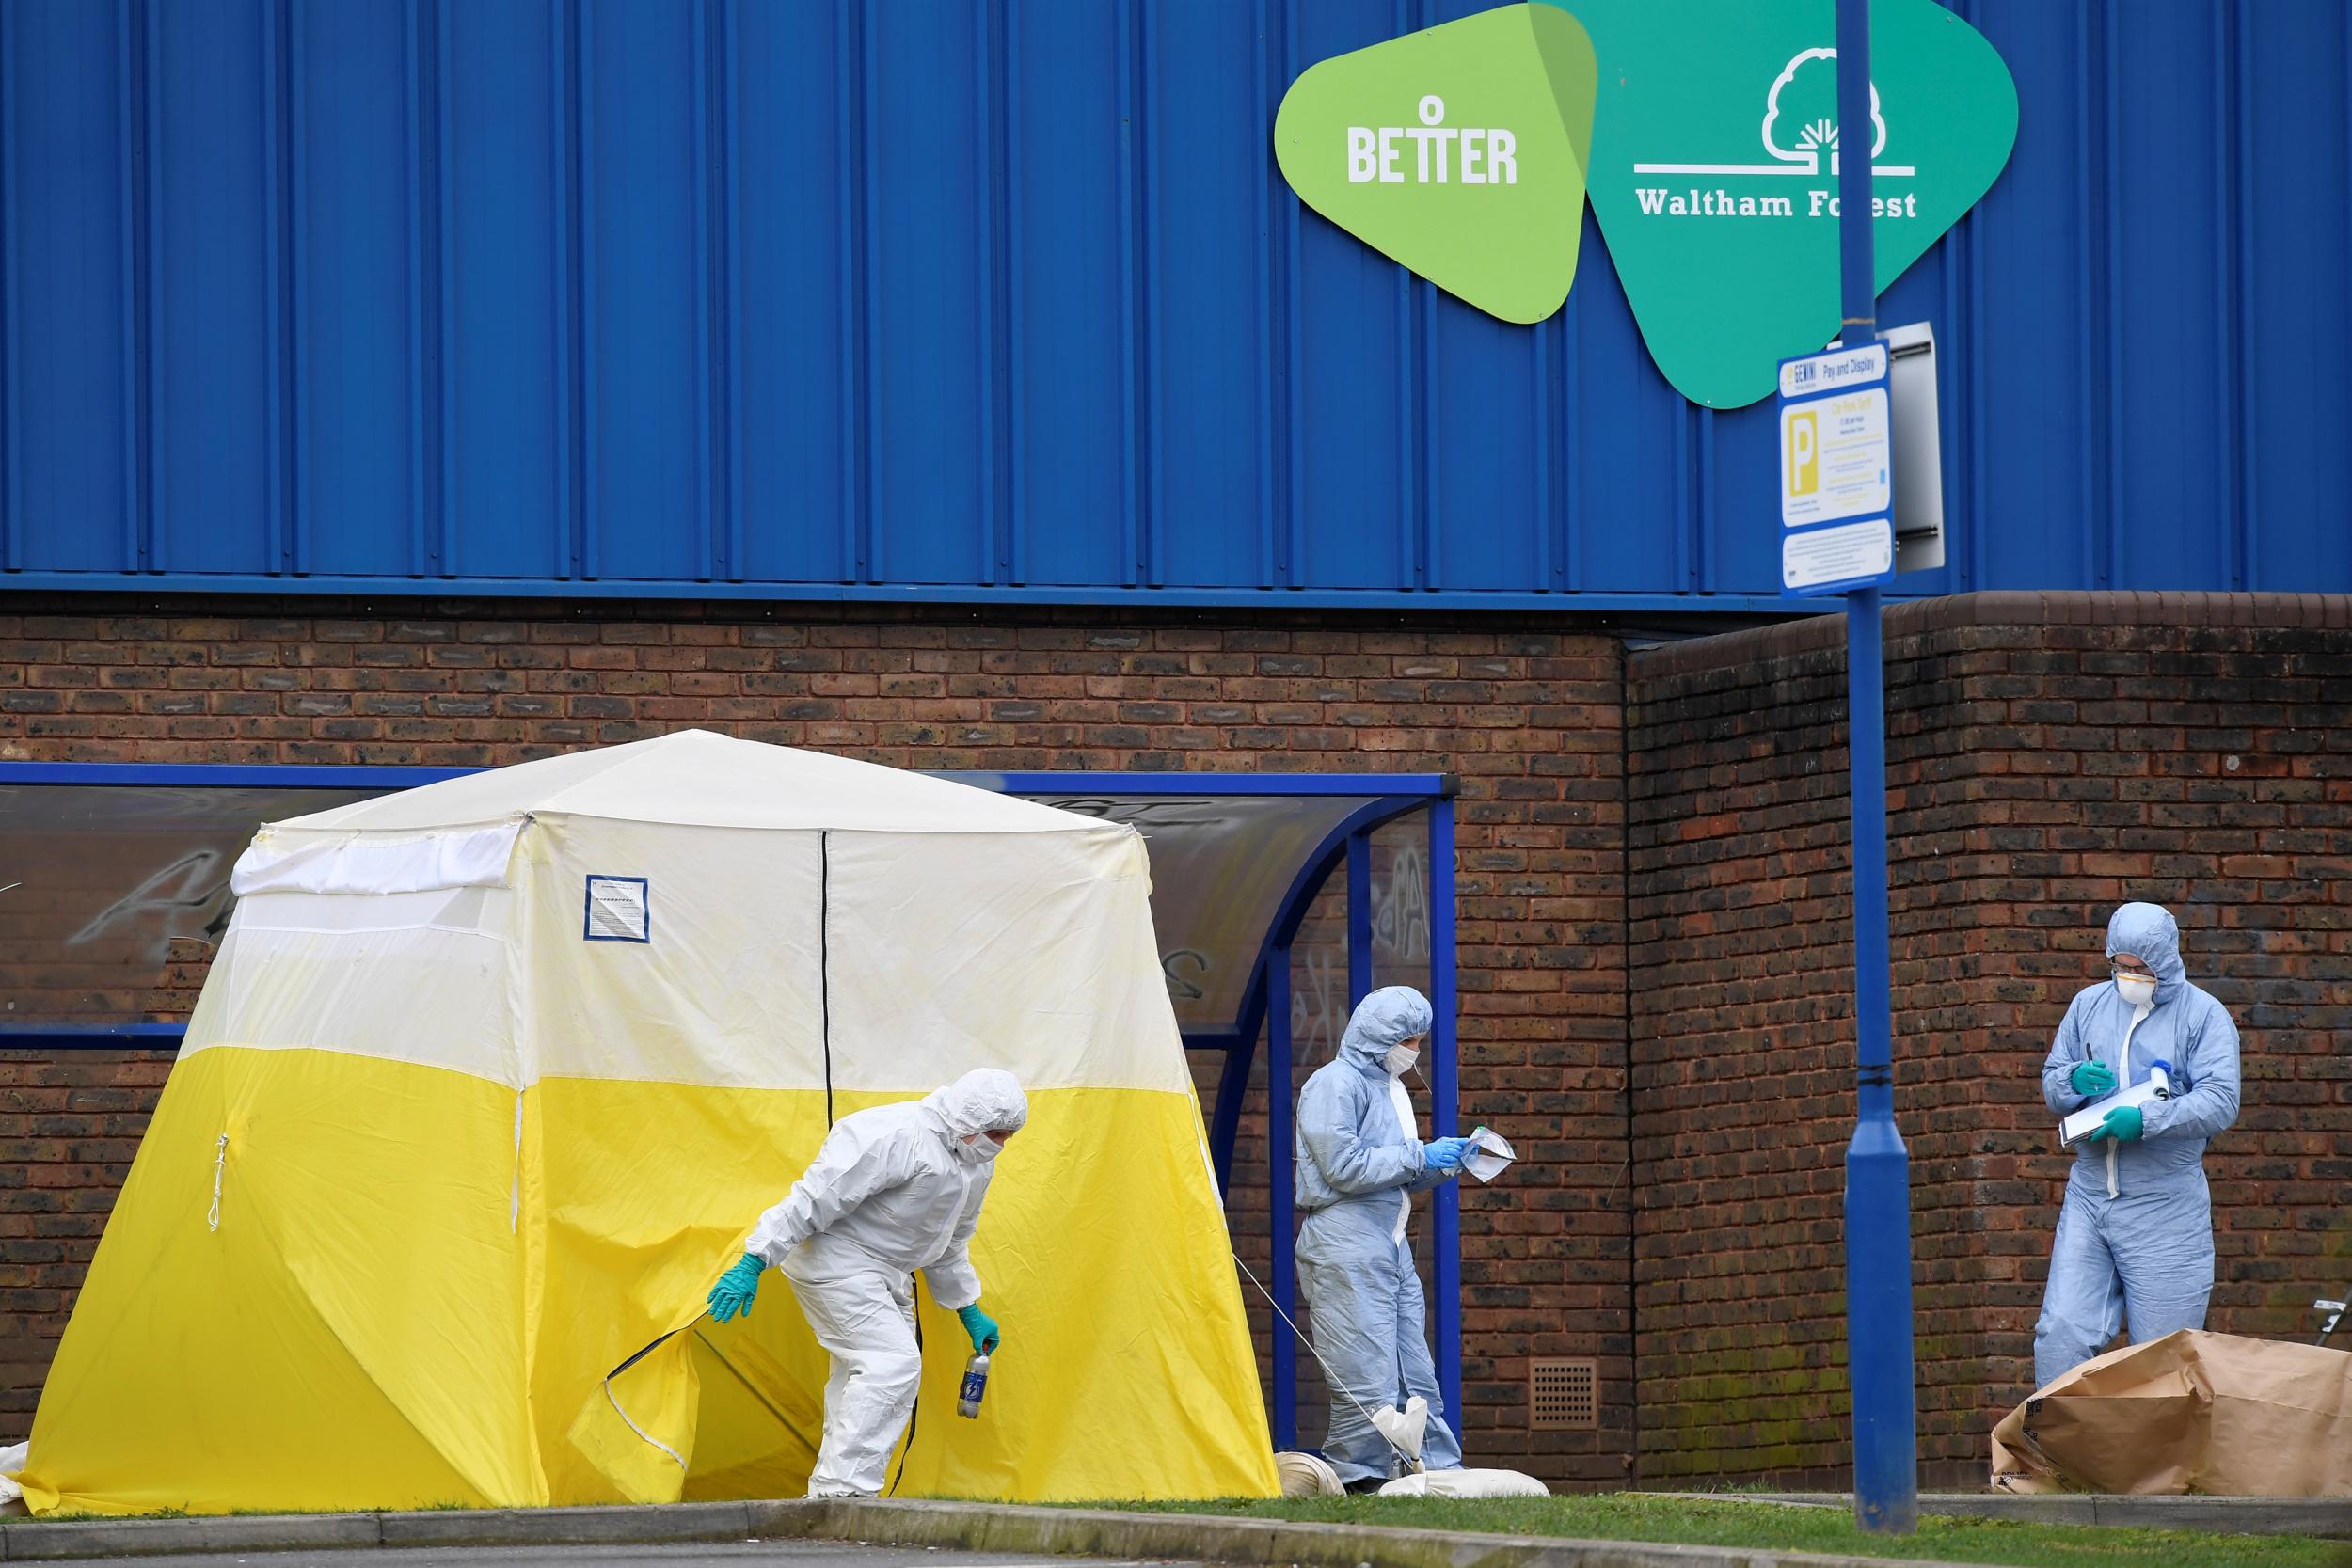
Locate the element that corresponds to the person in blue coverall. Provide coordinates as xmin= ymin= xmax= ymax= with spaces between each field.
xmin=2034 ymin=901 xmax=2241 ymax=1389
xmin=1295 ymin=985 xmax=1478 ymax=1490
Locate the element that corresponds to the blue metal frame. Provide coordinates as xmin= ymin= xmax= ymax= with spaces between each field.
xmin=0 ymin=756 xmax=1467 ymax=1449
xmin=0 ymin=1023 xmax=190 ymax=1051
xmin=0 ymin=573 xmax=1804 ymax=616
xmin=1345 ymin=832 xmax=1373 ymax=1007
xmin=1428 ymin=797 xmax=1462 ymax=1435
xmin=1266 ymin=935 xmax=1297 ymax=1449
xmin=1206 ymin=795 xmax=1435 ymax=1189
xmin=0 ymin=763 xmax=476 ymax=787
xmin=0 ymin=764 xmax=1456 ymax=796
xmin=935 ymin=771 xmax=1454 ymax=797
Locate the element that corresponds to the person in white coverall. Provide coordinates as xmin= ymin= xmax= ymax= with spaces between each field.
xmin=704 ymin=1068 xmax=1028 ymax=1497
xmin=1295 ymin=986 xmax=1475 ymax=1489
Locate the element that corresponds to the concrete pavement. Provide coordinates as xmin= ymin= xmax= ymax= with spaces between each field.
xmin=56 ymin=1540 xmax=1194 ymax=1568
xmin=8 ymin=1491 xmax=2344 ymax=1566
xmin=0 ymin=1497 xmax=2021 ymax=1568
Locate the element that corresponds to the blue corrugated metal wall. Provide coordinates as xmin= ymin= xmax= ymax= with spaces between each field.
xmin=1 ymin=0 xmax=2346 ymax=610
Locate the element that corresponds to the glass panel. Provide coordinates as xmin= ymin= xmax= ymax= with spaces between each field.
xmin=1278 ymin=807 xmax=1435 ymax=1068
xmin=1368 ymin=814 xmax=1434 ymax=1003
xmin=3 ymin=781 xmax=1426 ymax=1043
xmin=0 ymin=784 xmax=387 ymax=1025
xmin=1286 ymin=868 xmax=1351 ymax=1066
xmin=1025 ymin=793 xmax=1383 ymax=1033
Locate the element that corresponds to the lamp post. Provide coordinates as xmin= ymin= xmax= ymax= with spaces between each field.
xmin=1834 ymin=0 xmax=1918 ymax=1535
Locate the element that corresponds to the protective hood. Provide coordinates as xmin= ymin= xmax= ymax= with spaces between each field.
xmin=924 ymin=1069 xmax=1030 ymax=1144
xmin=2106 ymin=902 xmax=2187 ymax=1006
xmin=1338 ymin=987 xmax=1434 ymax=1079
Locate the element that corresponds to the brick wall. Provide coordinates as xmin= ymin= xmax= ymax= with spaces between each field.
xmin=0 ymin=596 xmax=1635 ymax=1488
xmin=10 ymin=589 xmax=2344 ymax=1493
xmin=1625 ymin=592 xmax=2352 ymax=1489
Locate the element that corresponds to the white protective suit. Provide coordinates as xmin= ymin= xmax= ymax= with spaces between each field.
xmin=743 ymin=1069 xmax=1029 ymax=1497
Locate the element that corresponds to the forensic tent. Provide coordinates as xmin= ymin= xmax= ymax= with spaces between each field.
xmin=16 ymin=731 xmax=1278 ymax=1515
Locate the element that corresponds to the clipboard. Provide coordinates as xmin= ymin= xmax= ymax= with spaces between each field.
xmin=2058 ymin=1065 xmax=2170 ymax=1149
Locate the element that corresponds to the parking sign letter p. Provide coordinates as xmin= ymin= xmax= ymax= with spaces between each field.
xmin=1787 ymin=411 xmax=1819 ymax=498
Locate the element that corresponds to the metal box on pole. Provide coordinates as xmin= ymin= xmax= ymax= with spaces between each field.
xmin=1881 ymin=323 xmax=1946 ymax=577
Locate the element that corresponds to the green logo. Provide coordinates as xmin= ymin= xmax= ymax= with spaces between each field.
xmin=1272 ymin=0 xmax=2016 ymax=408
xmin=1565 ymin=0 xmax=2017 ymax=406
xmin=1272 ymin=4 xmax=1597 ymax=325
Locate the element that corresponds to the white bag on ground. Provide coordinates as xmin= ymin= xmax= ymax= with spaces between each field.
xmin=1363 ymin=1393 xmax=1547 ymax=1498
xmin=1274 ymin=1450 xmax=1344 ymax=1497
xmin=1378 ymin=1467 xmax=1550 ymax=1498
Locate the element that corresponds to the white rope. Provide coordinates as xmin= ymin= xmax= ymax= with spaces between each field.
xmin=1232 ymin=1254 xmax=1416 ymax=1469
xmin=603 ymin=1371 xmax=690 ymax=1476
xmin=206 ymin=1133 xmax=229 ymax=1233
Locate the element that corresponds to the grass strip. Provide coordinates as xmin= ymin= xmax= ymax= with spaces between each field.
xmin=1094 ymin=1493 xmax=2352 ymax=1568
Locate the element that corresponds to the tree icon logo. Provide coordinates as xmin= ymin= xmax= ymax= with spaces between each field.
xmin=1633 ymin=47 xmax=1915 ymax=179
xmin=1761 ymin=48 xmax=1904 ymax=175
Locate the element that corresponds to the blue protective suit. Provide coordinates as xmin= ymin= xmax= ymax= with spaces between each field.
xmin=1294 ymin=986 xmax=1463 ymax=1484
xmin=2033 ymin=903 xmax=2240 ymax=1388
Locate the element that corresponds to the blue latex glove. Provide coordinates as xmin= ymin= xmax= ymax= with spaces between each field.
xmin=2089 ymin=1104 xmax=2143 ymax=1143
xmin=1422 ymin=1135 xmax=1477 ymax=1174
xmin=2069 ymin=1059 xmax=2116 ymax=1097
xmin=707 ymin=1252 xmax=765 ymax=1323
xmin=957 ymin=1303 xmax=1000 ymax=1354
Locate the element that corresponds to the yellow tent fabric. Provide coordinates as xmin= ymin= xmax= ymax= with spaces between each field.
xmin=18 ymin=732 xmax=1278 ymax=1515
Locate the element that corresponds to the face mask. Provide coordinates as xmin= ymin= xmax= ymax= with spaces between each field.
xmin=2115 ymin=973 xmax=2157 ymax=1007
xmin=1382 ymin=1044 xmax=1419 ymax=1078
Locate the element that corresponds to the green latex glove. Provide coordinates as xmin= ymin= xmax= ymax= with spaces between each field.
xmin=2089 ymin=1104 xmax=2143 ymax=1143
xmin=2069 ymin=1060 xmax=2116 ymax=1097
xmin=707 ymin=1252 xmax=765 ymax=1323
xmin=957 ymin=1303 xmax=1000 ymax=1354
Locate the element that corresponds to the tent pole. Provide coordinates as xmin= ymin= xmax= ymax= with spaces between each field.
xmin=1268 ymin=941 xmax=1296 ymax=1450
xmin=1429 ymin=798 xmax=1462 ymax=1436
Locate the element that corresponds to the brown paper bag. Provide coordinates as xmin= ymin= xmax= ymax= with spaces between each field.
xmin=1991 ymin=1329 xmax=2352 ymax=1495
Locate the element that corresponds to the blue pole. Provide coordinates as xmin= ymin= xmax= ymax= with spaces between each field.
xmin=1268 ymin=943 xmax=1297 ymax=1449
xmin=1347 ymin=829 xmax=1374 ymax=1006
xmin=1836 ymin=0 xmax=1917 ymax=1534
xmin=1428 ymin=800 xmax=1462 ymax=1437
xmin=1207 ymin=1040 xmax=1253 ymax=1195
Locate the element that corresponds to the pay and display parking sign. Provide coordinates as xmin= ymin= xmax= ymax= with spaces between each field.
xmin=1777 ymin=342 xmax=1894 ymax=595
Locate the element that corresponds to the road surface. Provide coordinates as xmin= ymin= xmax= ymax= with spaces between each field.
xmin=86 ymin=1543 xmax=1205 ymax=1568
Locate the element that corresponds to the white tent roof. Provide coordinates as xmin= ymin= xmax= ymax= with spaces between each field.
xmin=268 ymin=729 xmax=1096 ymax=836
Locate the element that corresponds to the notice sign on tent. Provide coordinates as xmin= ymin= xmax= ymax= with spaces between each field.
xmin=1777 ymin=342 xmax=1894 ymax=595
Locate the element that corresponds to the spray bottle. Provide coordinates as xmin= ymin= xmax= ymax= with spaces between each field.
xmin=956 ymin=1351 xmax=991 ymax=1418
